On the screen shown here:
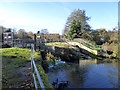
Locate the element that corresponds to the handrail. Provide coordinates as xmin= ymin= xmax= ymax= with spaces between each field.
xmin=71 ymin=40 xmax=101 ymax=50
xmin=31 ymin=45 xmax=45 ymax=90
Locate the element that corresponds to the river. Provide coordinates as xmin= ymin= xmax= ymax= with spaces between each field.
xmin=47 ymin=59 xmax=118 ymax=88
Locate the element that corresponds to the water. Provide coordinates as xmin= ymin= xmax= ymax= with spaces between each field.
xmin=47 ymin=59 xmax=118 ymax=88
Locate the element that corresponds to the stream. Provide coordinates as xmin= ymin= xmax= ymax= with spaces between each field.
xmin=47 ymin=59 xmax=118 ymax=88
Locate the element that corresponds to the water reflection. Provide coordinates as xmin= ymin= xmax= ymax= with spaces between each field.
xmin=47 ymin=59 xmax=118 ymax=88
xmin=107 ymin=61 xmax=118 ymax=88
xmin=65 ymin=64 xmax=89 ymax=87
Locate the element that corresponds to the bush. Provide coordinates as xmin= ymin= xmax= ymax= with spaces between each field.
xmin=113 ymin=51 xmax=118 ymax=57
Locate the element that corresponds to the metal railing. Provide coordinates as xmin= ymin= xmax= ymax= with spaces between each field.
xmin=31 ymin=45 xmax=45 ymax=90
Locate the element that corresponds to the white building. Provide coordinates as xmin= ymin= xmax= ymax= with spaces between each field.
xmin=3 ymin=32 xmax=13 ymax=46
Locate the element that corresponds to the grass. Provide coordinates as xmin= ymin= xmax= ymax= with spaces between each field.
xmin=45 ymin=42 xmax=77 ymax=49
xmin=89 ymin=54 xmax=102 ymax=60
xmin=1 ymin=47 xmax=53 ymax=88
xmin=45 ymin=42 xmax=67 ymax=48
xmin=36 ymin=63 xmax=54 ymax=88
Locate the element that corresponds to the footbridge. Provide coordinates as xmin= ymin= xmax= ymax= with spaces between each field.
xmin=67 ymin=42 xmax=98 ymax=55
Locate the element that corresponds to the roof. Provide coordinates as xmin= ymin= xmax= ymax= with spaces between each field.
xmin=3 ymin=32 xmax=13 ymax=34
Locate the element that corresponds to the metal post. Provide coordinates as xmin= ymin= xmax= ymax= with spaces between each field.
xmin=31 ymin=44 xmax=45 ymax=89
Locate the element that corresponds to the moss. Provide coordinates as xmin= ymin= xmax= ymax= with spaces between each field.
xmin=36 ymin=63 xmax=54 ymax=88
xmin=90 ymin=54 xmax=102 ymax=59
xmin=77 ymin=55 xmax=83 ymax=59
xmin=46 ymin=52 xmax=58 ymax=66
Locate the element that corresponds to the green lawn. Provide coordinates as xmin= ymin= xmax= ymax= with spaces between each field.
xmin=1 ymin=47 xmax=53 ymax=88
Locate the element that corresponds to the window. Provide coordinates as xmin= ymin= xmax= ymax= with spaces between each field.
xmin=4 ymin=37 xmax=7 ymax=39
xmin=8 ymin=34 xmax=11 ymax=36
xmin=8 ymin=36 xmax=11 ymax=38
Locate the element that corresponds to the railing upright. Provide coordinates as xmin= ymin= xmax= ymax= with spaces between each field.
xmin=31 ymin=45 xmax=45 ymax=90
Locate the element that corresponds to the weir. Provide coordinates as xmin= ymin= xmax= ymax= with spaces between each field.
xmin=68 ymin=42 xmax=98 ymax=55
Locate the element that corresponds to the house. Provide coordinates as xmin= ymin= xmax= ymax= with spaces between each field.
xmin=3 ymin=32 xmax=14 ymax=46
xmin=0 ymin=26 xmax=14 ymax=46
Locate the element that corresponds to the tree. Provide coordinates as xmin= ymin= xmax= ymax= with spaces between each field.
xmin=97 ymin=29 xmax=106 ymax=38
xmin=104 ymin=34 xmax=110 ymax=43
xmin=4 ymin=28 xmax=12 ymax=32
xmin=28 ymin=31 xmax=34 ymax=39
xmin=93 ymin=33 xmax=101 ymax=45
xmin=66 ymin=19 xmax=82 ymax=39
xmin=64 ymin=9 xmax=90 ymax=39
xmin=17 ymin=29 xmax=28 ymax=39
xmin=90 ymin=30 xmax=102 ymax=45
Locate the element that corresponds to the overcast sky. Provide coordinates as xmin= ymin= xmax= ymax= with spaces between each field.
xmin=0 ymin=2 xmax=118 ymax=34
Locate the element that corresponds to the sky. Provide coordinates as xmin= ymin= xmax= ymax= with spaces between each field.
xmin=0 ymin=2 xmax=118 ymax=35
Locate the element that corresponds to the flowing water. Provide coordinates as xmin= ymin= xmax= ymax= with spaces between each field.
xmin=47 ymin=59 xmax=118 ymax=88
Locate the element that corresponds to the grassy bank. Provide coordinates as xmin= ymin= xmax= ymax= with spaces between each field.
xmin=1 ymin=47 xmax=53 ymax=88
xmin=45 ymin=42 xmax=77 ymax=49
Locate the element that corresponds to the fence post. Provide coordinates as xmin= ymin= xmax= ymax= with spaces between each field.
xmin=31 ymin=44 xmax=45 ymax=89
xmin=12 ymin=32 xmax=14 ymax=47
xmin=34 ymin=34 xmax=36 ymax=51
xmin=22 ymin=34 xmax=24 ymax=48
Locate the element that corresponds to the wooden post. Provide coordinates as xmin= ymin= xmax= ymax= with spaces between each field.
xmin=39 ymin=36 xmax=40 ymax=52
xmin=30 ymin=43 xmax=31 ymax=48
xmin=25 ymin=43 xmax=27 ymax=48
xmin=22 ymin=33 xmax=24 ymax=48
xmin=12 ymin=32 xmax=14 ymax=47
xmin=34 ymin=34 xmax=36 ymax=51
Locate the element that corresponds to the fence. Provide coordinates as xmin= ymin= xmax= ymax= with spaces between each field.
xmin=31 ymin=45 xmax=45 ymax=90
xmin=13 ymin=39 xmax=34 ymax=48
